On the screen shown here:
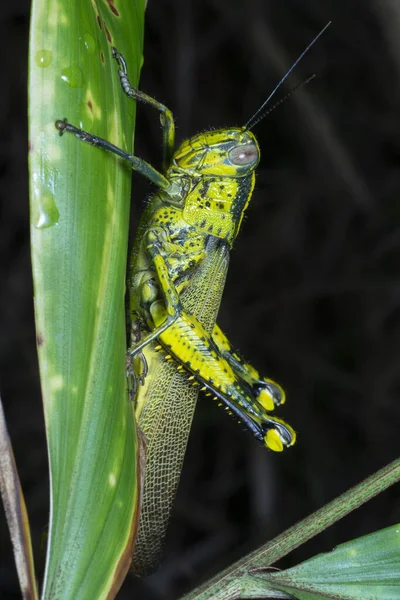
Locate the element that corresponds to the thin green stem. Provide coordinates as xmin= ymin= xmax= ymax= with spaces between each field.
xmin=182 ymin=458 xmax=400 ymax=600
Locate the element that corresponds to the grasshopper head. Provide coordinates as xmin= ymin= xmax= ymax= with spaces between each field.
xmin=171 ymin=129 xmax=260 ymax=246
xmin=172 ymin=128 xmax=260 ymax=176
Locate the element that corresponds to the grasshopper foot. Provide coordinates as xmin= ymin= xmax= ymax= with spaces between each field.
xmin=254 ymin=378 xmax=286 ymax=411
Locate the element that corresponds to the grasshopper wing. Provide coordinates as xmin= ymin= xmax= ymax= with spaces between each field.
xmin=133 ymin=237 xmax=229 ymax=574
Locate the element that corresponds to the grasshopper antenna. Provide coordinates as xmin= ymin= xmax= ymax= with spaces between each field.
xmin=249 ymin=74 xmax=316 ymax=128
xmin=244 ymin=21 xmax=331 ymax=130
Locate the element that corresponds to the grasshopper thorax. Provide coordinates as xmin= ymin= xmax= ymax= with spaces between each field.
xmin=168 ymin=128 xmax=260 ymax=247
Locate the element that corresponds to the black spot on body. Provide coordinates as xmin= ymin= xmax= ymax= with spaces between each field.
xmin=199 ymin=180 xmax=211 ymax=198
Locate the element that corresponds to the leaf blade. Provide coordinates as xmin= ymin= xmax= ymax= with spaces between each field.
xmin=28 ymin=1 xmax=146 ymax=597
xmin=266 ymin=524 xmax=400 ymax=600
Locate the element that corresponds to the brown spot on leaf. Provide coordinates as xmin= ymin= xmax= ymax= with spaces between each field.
xmin=36 ymin=333 xmax=44 ymax=346
xmin=97 ymin=15 xmax=102 ymax=29
xmin=105 ymin=25 xmax=112 ymax=43
xmin=106 ymin=0 xmax=120 ymax=16
xmin=87 ymin=100 xmax=93 ymax=112
xmin=100 ymin=50 xmax=105 ymax=63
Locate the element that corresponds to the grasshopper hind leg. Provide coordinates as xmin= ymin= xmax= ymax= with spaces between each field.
xmin=211 ymin=323 xmax=286 ymax=411
xmin=144 ymin=241 xmax=296 ymax=451
xmin=152 ymin=306 xmax=296 ymax=452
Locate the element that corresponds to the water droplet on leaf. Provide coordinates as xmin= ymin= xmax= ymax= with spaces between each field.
xmin=35 ymin=192 xmax=59 ymax=229
xmin=61 ymin=65 xmax=84 ymax=88
xmin=36 ymin=50 xmax=52 ymax=68
xmin=83 ymin=33 xmax=96 ymax=54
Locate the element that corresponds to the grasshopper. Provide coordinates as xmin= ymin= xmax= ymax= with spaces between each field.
xmin=56 ymin=23 xmax=328 ymax=574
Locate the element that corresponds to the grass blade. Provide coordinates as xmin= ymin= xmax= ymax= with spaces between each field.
xmin=266 ymin=524 xmax=400 ymax=600
xmin=28 ymin=1 xmax=146 ymax=597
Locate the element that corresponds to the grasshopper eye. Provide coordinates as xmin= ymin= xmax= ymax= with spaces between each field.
xmin=229 ymin=143 xmax=258 ymax=165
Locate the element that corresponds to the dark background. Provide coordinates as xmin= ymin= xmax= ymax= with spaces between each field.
xmin=1 ymin=0 xmax=400 ymax=598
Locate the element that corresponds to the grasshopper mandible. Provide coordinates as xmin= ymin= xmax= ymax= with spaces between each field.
xmin=56 ymin=22 xmax=328 ymax=574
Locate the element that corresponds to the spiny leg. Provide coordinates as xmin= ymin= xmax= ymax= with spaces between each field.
xmin=151 ymin=301 xmax=295 ymax=451
xmin=211 ymin=323 xmax=286 ymax=410
xmin=55 ymin=119 xmax=170 ymax=191
xmin=112 ymin=47 xmax=175 ymax=171
xmin=126 ymin=250 xmax=181 ymax=359
xmin=145 ymin=239 xmax=295 ymax=450
xmin=127 ymin=313 xmax=177 ymax=358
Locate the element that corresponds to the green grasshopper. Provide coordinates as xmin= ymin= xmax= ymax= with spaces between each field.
xmin=56 ymin=23 xmax=328 ymax=574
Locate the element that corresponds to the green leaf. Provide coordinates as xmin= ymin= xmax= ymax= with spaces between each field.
xmin=265 ymin=524 xmax=400 ymax=600
xmin=28 ymin=1 xmax=145 ymax=598
xmin=182 ymin=459 xmax=400 ymax=599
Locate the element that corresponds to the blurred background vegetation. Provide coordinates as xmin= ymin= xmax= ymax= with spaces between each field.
xmin=1 ymin=0 xmax=400 ymax=598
